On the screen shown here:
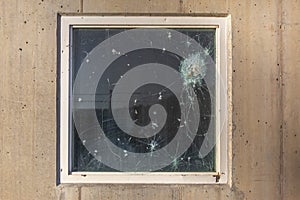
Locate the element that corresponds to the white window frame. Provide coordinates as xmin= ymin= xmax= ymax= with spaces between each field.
xmin=59 ymin=15 xmax=231 ymax=184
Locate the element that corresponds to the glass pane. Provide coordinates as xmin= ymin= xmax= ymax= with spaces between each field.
xmin=71 ymin=28 xmax=216 ymax=172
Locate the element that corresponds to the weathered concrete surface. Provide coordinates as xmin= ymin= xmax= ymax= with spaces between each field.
xmin=0 ymin=0 xmax=80 ymax=200
xmin=83 ymin=0 xmax=228 ymax=13
xmin=282 ymin=1 xmax=300 ymax=199
xmin=227 ymin=1 xmax=282 ymax=200
xmin=0 ymin=0 xmax=299 ymax=200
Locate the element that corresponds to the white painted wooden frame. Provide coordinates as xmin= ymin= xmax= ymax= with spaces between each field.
xmin=59 ymin=15 xmax=231 ymax=184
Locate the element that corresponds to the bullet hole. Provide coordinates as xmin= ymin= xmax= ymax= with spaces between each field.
xmin=276 ymin=78 xmax=279 ymax=81
xmin=19 ymin=48 xmax=22 ymax=51
xmin=246 ymin=140 xmax=249 ymax=144
xmin=233 ymin=70 xmax=236 ymax=72
xmin=295 ymin=134 xmax=297 ymax=137
xmin=77 ymin=9 xmax=80 ymax=12
xmin=60 ymin=5 xmax=63 ymax=8
xmin=24 ymin=21 xmax=27 ymax=24
xmin=295 ymin=150 xmax=298 ymax=154
xmin=277 ymin=63 xmax=280 ymax=66
xmin=254 ymin=3 xmax=256 ymax=6
xmin=179 ymin=52 xmax=208 ymax=86
xmin=26 ymin=41 xmax=28 ymax=44
xmin=265 ymin=122 xmax=268 ymax=124
xmin=42 ymin=28 xmax=44 ymax=31
xmin=249 ymin=190 xmax=252 ymax=193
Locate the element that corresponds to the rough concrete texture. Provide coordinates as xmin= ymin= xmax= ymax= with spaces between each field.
xmin=0 ymin=0 xmax=299 ymax=200
xmin=282 ymin=1 xmax=300 ymax=199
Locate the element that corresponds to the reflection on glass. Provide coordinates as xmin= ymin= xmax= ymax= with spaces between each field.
xmin=71 ymin=28 xmax=216 ymax=172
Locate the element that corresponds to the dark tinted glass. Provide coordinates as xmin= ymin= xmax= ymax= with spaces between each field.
xmin=71 ymin=28 xmax=216 ymax=172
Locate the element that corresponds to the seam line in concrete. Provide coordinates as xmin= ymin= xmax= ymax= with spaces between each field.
xmin=278 ymin=0 xmax=284 ymax=199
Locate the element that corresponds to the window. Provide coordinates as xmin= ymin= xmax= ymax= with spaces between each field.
xmin=59 ymin=16 xmax=231 ymax=184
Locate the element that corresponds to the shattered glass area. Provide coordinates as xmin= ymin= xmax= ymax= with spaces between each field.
xmin=180 ymin=51 xmax=210 ymax=86
xmin=71 ymin=28 xmax=216 ymax=172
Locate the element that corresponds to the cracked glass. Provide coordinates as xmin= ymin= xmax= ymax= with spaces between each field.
xmin=71 ymin=28 xmax=216 ymax=172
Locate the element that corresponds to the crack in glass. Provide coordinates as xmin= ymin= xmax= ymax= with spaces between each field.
xmin=71 ymin=28 xmax=217 ymax=172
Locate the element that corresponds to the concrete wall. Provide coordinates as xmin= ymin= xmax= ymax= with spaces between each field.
xmin=0 ymin=0 xmax=299 ymax=199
